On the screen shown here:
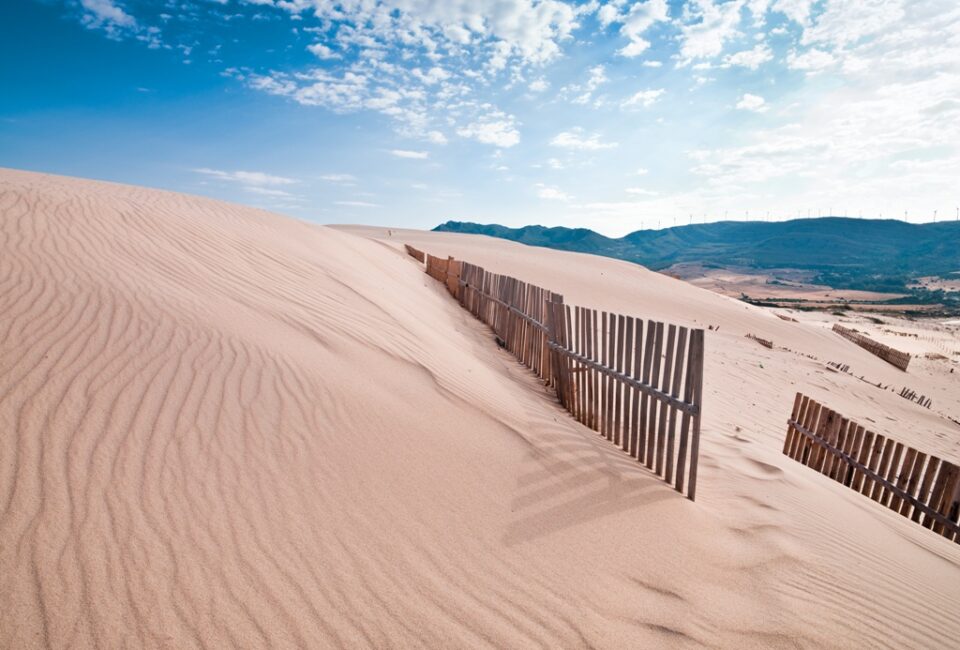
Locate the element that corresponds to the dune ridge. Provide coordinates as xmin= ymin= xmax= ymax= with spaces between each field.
xmin=2 ymin=168 xmax=959 ymax=648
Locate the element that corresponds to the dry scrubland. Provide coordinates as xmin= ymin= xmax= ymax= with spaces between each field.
xmin=2 ymin=168 xmax=960 ymax=649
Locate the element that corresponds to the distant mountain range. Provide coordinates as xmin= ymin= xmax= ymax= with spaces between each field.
xmin=433 ymin=218 xmax=960 ymax=294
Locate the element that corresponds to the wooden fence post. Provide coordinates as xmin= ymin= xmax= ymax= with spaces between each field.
xmin=686 ymin=328 xmax=705 ymax=501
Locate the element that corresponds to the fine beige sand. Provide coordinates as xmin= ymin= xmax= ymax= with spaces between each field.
xmin=2 ymin=168 xmax=959 ymax=649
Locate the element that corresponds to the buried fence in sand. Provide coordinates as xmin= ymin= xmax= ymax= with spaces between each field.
xmin=832 ymin=324 xmax=911 ymax=371
xmin=784 ymin=393 xmax=960 ymax=544
xmin=404 ymin=243 xmax=425 ymax=263
xmin=409 ymin=247 xmax=706 ymax=500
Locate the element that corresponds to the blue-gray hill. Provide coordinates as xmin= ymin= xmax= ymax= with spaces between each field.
xmin=433 ymin=218 xmax=960 ymax=295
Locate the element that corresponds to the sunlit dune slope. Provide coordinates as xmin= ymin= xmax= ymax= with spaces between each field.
xmin=2 ymin=169 xmax=958 ymax=649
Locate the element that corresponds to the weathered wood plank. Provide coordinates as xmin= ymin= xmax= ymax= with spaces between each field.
xmin=613 ymin=314 xmax=626 ymax=447
xmin=686 ymin=329 xmax=705 ymax=501
xmin=850 ymin=426 xmax=870 ymax=490
xmin=785 ymin=393 xmax=804 ymax=455
xmin=889 ymin=447 xmax=916 ymax=513
xmin=621 ymin=317 xmax=635 ymax=453
xmin=900 ymin=449 xmax=927 ymax=517
xmin=600 ymin=311 xmax=609 ymax=440
xmin=629 ymin=318 xmax=644 ymax=458
xmin=655 ymin=325 xmax=677 ymax=477
xmin=910 ymin=456 xmax=940 ymax=523
xmin=606 ymin=315 xmax=617 ymax=442
xmin=637 ymin=320 xmax=655 ymax=463
xmin=646 ymin=322 xmax=664 ymax=471
xmin=665 ymin=327 xmax=687 ymax=485
xmin=787 ymin=395 xmax=811 ymax=460
xmin=882 ymin=442 xmax=905 ymax=506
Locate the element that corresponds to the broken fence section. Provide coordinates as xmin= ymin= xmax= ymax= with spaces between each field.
xmin=783 ymin=393 xmax=960 ymax=544
xmin=410 ymin=246 xmax=706 ymax=501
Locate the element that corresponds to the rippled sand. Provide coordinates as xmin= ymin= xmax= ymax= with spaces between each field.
xmin=2 ymin=168 xmax=959 ymax=648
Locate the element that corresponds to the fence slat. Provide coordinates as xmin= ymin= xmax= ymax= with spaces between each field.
xmin=587 ymin=309 xmax=598 ymax=431
xmin=664 ymin=327 xmax=687 ymax=485
xmin=621 ymin=317 xmax=635 ymax=453
xmin=788 ymin=395 xmax=810 ymax=460
xmin=645 ymin=323 xmax=664 ymax=470
xmin=655 ymin=325 xmax=677 ymax=476
xmin=686 ymin=329 xmax=705 ymax=501
xmin=849 ymin=426 xmax=868 ymax=490
xmin=890 ymin=447 xmax=917 ymax=513
xmin=931 ymin=464 xmax=959 ymax=537
xmin=900 ymin=452 xmax=927 ymax=518
xmin=785 ymin=393 xmax=804 ymax=455
xmin=614 ymin=314 xmax=626 ymax=447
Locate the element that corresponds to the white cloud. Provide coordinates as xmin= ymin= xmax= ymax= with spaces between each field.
xmin=320 ymin=173 xmax=357 ymax=183
xmin=618 ymin=0 xmax=670 ymax=57
xmin=425 ymin=130 xmax=448 ymax=144
xmin=390 ymin=149 xmax=429 ymax=159
xmin=736 ymin=93 xmax=768 ymax=112
xmin=334 ymin=200 xmax=379 ymax=207
xmin=802 ymin=0 xmax=905 ymax=48
xmin=598 ymin=3 xmax=620 ymax=27
xmin=626 ymin=187 xmax=659 ymax=196
xmin=786 ymin=48 xmax=836 ymax=72
xmin=635 ymin=167 xmax=650 ymax=175
xmin=723 ymin=43 xmax=773 ymax=70
xmin=585 ymin=64 xmax=608 ymax=91
xmin=642 ymin=60 xmax=663 ymax=67
xmin=536 ymin=183 xmax=571 ymax=200
xmin=564 ymin=64 xmax=608 ymax=105
xmin=529 ymin=78 xmax=550 ymax=93
xmin=412 ymin=66 xmax=451 ymax=85
xmin=246 ymin=187 xmax=296 ymax=198
xmin=80 ymin=0 xmax=136 ymax=30
xmin=456 ymin=114 xmax=521 ymax=147
xmin=295 ymin=1 xmax=583 ymax=68
xmin=772 ymin=0 xmax=815 ymax=25
xmin=193 ymin=168 xmax=298 ymax=185
xmin=678 ymin=0 xmax=746 ymax=64
xmin=621 ymin=88 xmax=665 ymax=108
xmin=307 ymin=43 xmax=340 ymax=59
xmin=550 ymin=128 xmax=618 ymax=150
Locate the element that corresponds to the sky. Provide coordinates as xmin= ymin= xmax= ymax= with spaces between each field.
xmin=1 ymin=0 xmax=959 ymax=236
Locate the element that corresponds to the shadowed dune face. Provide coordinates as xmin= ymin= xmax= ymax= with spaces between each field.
xmin=2 ymin=169 xmax=959 ymax=648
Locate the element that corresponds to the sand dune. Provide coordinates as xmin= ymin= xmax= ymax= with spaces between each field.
xmin=2 ymin=169 xmax=959 ymax=649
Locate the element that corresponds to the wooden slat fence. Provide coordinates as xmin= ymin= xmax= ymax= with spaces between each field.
xmin=833 ymin=324 xmax=911 ymax=371
xmin=425 ymin=254 xmax=462 ymax=299
xmin=411 ymin=248 xmax=706 ymax=500
xmin=458 ymin=261 xmax=563 ymax=386
xmin=784 ymin=393 xmax=960 ymax=543
xmin=405 ymin=244 xmax=425 ymax=263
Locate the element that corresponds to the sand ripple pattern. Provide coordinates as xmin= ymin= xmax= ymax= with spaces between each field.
xmin=2 ymin=169 xmax=959 ymax=649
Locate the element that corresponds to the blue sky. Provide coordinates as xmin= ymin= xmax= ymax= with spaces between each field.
xmin=2 ymin=0 xmax=958 ymax=235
